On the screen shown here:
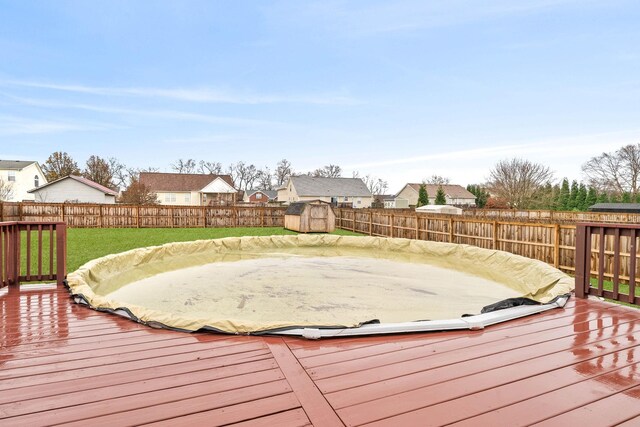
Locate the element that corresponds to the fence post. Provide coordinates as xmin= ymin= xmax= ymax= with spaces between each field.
xmin=7 ymin=224 xmax=18 ymax=286
xmin=369 ymin=210 xmax=373 ymax=236
xmin=449 ymin=218 xmax=454 ymax=243
xmin=55 ymin=223 xmax=67 ymax=287
xmin=553 ymin=223 xmax=560 ymax=268
xmin=415 ymin=214 xmax=419 ymax=240
xmin=389 ymin=213 xmax=394 ymax=238
xmin=574 ymin=224 xmax=588 ymax=298
xmin=492 ymin=221 xmax=498 ymax=250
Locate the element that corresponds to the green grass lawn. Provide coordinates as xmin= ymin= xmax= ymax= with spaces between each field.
xmin=19 ymin=227 xmax=361 ymax=274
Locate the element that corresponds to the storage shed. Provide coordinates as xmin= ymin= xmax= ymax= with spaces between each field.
xmin=284 ymin=200 xmax=336 ymax=233
xmin=415 ymin=205 xmax=463 ymax=215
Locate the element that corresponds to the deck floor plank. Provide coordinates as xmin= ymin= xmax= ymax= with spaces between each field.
xmin=1 ymin=287 xmax=638 ymax=426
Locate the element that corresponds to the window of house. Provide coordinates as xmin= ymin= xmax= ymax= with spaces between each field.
xmin=357 ymin=199 xmax=362 ymax=204
xmin=256 ymin=193 xmax=263 ymax=200
xmin=164 ymin=193 xmax=176 ymax=203
xmin=8 ymin=171 xmax=16 ymax=182
xmin=184 ymin=194 xmax=191 ymax=203
xmin=34 ymin=175 xmax=40 ymax=188
xmin=344 ymin=196 xmax=348 ymax=202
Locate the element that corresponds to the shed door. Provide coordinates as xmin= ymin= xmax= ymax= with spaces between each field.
xmin=309 ymin=205 xmax=328 ymax=232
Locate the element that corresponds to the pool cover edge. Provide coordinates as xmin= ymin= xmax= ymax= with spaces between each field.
xmin=66 ymin=234 xmax=575 ymax=335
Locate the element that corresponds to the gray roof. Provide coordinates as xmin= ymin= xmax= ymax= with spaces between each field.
xmin=285 ymin=202 xmax=307 ymax=215
xmin=589 ymin=203 xmax=640 ymax=213
xmin=0 ymin=160 xmax=36 ymax=170
xmin=290 ymin=176 xmax=372 ymax=197
xmin=247 ymin=189 xmax=278 ymax=200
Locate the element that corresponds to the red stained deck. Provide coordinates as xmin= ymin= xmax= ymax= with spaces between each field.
xmin=1 ymin=286 xmax=639 ymax=426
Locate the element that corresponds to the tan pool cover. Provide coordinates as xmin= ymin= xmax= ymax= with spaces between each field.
xmin=67 ymin=235 xmax=573 ymax=334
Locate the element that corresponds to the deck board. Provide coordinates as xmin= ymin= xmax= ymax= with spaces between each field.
xmin=1 ymin=288 xmax=639 ymax=426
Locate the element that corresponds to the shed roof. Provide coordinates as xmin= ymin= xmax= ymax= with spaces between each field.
xmin=403 ymin=184 xmax=475 ymax=199
xmin=28 ymin=175 xmax=117 ymax=195
xmin=588 ymin=203 xmax=640 ymax=213
xmin=290 ymin=176 xmax=371 ymax=197
xmin=139 ymin=172 xmax=234 ymax=192
xmin=285 ymin=200 xmax=331 ymax=215
xmin=0 ymin=160 xmax=37 ymax=170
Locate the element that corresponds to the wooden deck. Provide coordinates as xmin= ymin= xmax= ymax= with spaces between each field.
xmin=1 ymin=285 xmax=639 ymax=426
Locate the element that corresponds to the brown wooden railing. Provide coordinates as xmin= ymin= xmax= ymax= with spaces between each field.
xmin=575 ymin=223 xmax=639 ymax=305
xmin=0 ymin=221 xmax=66 ymax=288
xmin=0 ymin=202 xmax=285 ymax=229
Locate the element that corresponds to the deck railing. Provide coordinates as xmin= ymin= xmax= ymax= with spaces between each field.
xmin=0 ymin=221 xmax=67 ymax=288
xmin=575 ymin=223 xmax=639 ymax=305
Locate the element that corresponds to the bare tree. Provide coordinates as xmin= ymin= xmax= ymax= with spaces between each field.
xmin=227 ymin=161 xmax=260 ymax=190
xmin=424 ymin=175 xmax=451 ymax=185
xmin=42 ymin=151 xmax=80 ymax=181
xmin=274 ymin=159 xmax=293 ymax=187
xmin=0 ymin=178 xmax=14 ymax=201
xmin=171 ymin=159 xmax=197 ymax=174
xmin=582 ymin=143 xmax=640 ymax=196
xmin=83 ymin=155 xmax=114 ymax=189
xmin=486 ymin=158 xmax=554 ymax=209
xmin=119 ymin=176 xmax=158 ymax=205
xmin=313 ymin=164 xmax=342 ymax=178
xmin=353 ymin=172 xmax=388 ymax=195
xmin=256 ymin=167 xmax=274 ymax=190
xmin=108 ymin=158 xmax=128 ymax=190
xmin=197 ymin=160 xmax=223 ymax=175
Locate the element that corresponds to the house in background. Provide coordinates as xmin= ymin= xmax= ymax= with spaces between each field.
xmin=395 ymin=183 xmax=476 ymax=207
xmin=140 ymin=172 xmax=238 ymax=206
xmin=277 ymin=176 xmax=373 ymax=208
xmin=0 ymin=160 xmax=47 ymax=202
xmin=383 ymin=196 xmax=409 ymax=209
xmin=243 ymin=189 xmax=278 ymax=204
xmin=29 ymin=175 xmax=117 ymax=204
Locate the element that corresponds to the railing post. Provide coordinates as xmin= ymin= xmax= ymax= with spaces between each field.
xmin=574 ymin=224 xmax=588 ymax=298
xmin=55 ymin=223 xmax=67 ymax=287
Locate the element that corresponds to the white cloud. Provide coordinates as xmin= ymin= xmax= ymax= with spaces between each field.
xmin=4 ymin=95 xmax=291 ymax=128
xmin=1 ymin=80 xmax=359 ymax=105
xmin=268 ymin=0 xmax=587 ymax=37
xmin=0 ymin=115 xmax=116 ymax=135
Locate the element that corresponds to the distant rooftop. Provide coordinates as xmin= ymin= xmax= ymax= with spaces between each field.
xmin=589 ymin=203 xmax=640 ymax=213
xmin=290 ymin=176 xmax=372 ymax=197
xmin=0 ymin=160 xmax=37 ymax=170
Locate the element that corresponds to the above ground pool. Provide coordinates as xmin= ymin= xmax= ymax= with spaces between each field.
xmin=67 ymin=235 xmax=573 ymax=338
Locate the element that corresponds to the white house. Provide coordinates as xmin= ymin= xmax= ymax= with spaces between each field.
xmin=0 ymin=160 xmax=47 ymax=202
xmin=395 ymin=183 xmax=476 ymax=207
xmin=29 ymin=175 xmax=117 ymax=204
xmin=277 ymin=176 xmax=373 ymax=208
xmin=139 ymin=172 xmax=238 ymax=206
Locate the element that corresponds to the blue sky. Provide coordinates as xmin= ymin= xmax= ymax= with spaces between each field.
xmin=1 ymin=0 xmax=639 ymax=191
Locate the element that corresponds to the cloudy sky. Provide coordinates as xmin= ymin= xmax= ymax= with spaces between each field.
xmin=1 ymin=0 xmax=639 ymax=192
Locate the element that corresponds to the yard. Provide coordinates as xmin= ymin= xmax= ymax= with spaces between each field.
xmin=16 ymin=226 xmax=639 ymax=307
xmin=20 ymin=227 xmax=361 ymax=273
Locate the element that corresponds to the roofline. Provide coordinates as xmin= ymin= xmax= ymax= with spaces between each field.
xmin=0 ymin=160 xmax=38 ymax=171
xmin=27 ymin=175 xmax=117 ymax=195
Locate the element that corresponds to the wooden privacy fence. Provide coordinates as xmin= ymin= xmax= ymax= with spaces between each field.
xmin=0 ymin=221 xmax=67 ymax=288
xmin=575 ymin=223 xmax=640 ymax=305
xmin=335 ymin=208 xmax=640 ymax=289
xmin=462 ymin=208 xmax=640 ymax=223
xmin=1 ymin=202 xmax=286 ymax=229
